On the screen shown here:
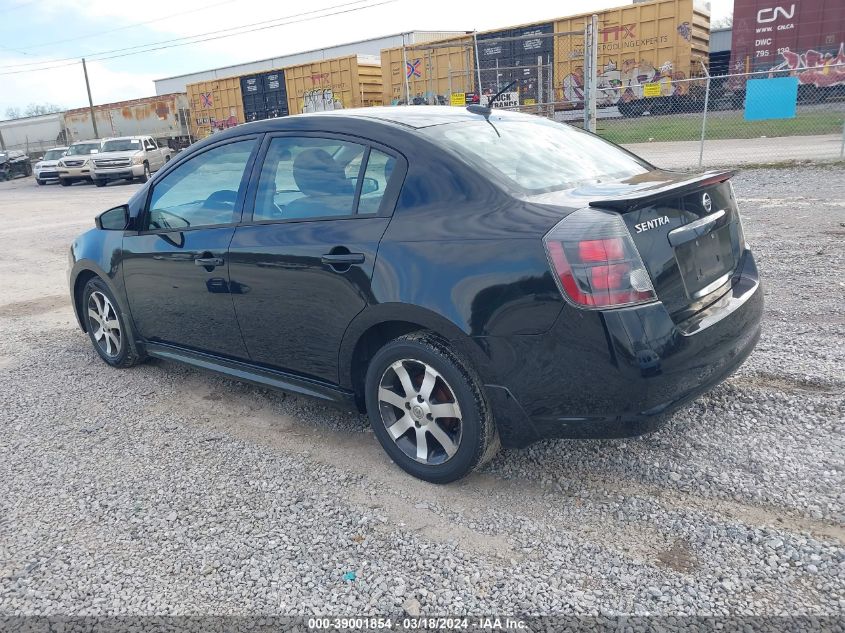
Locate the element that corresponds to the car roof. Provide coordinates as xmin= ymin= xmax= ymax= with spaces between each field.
xmin=70 ymin=139 xmax=104 ymax=145
xmin=47 ymin=146 xmax=69 ymax=151
xmin=105 ymin=135 xmax=149 ymax=140
xmin=299 ymin=105 xmax=536 ymax=129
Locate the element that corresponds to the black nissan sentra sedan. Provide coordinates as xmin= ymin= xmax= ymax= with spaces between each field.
xmin=68 ymin=106 xmax=762 ymax=483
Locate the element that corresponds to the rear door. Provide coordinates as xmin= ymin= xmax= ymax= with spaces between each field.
xmin=122 ymin=136 xmax=260 ymax=358
xmin=227 ymin=133 xmax=405 ymax=383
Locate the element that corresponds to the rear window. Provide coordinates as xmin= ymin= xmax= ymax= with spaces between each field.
xmin=422 ymin=117 xmax=650 ymax=194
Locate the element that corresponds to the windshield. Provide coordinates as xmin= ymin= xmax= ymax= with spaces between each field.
xmin=102 ymin=138 xmax=142 ymax=152
xmin=67 ymin=143 xmax=100 ymax=156
xmin=422 ymin=117 xmax=650 ymax=194
xmin=43 ymin=149 xmax=65 ymax=161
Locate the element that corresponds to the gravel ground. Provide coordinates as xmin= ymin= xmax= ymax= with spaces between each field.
xmin=0 ymin=168 xmax=842 ymax=617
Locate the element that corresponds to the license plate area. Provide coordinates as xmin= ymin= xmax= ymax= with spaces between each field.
xmin=675 ymin=224 xmax=735 ymax=299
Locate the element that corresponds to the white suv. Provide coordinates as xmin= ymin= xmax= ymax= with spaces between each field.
xmin=34 ymin=147 xmax=69 ymax=184
xmin=91 ymin=136 xmax=171 ymax=186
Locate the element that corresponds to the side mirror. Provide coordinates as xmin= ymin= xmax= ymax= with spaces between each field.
xmin=360 ymin=177 xmax=379 ymax=195
xmin=96 ymin=205 xmax=129 ymax=231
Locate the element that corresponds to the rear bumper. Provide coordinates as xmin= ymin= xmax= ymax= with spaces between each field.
xmin=482 ymin=250 xmax=763 ymax=447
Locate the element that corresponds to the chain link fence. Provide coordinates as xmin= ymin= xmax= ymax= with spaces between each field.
xmin=395 ymin=26 xmax=844 ymax=170
xmin=504 ymin=64 xmax=845 ymax=169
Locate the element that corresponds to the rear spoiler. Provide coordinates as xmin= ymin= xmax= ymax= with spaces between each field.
xmin=589 ymin=170 xmax=735 ymax=212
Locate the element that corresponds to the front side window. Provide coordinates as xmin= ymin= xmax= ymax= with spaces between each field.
xmin=422 ymin=117 xmax=649 ymax=194
xmin=146 ymin=139 xmax=255 ymax=231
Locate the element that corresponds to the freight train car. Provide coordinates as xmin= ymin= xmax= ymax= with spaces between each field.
xmin=186 ymin=77 xmax=245 ymax=141
xmin=0 ymin=112 xmax=67 ymax=157
xmin=284 ymin=55 xmax=383 ymax=115
xmin=187 ymin=55 xmax=383 ymax=140
xmin=380 ymin=0 xmax=710 ymax=115
xmin=731 ymin=0 xmax=845 ymax=101
xmin=63 ymin=94 xmax=191 ymax=148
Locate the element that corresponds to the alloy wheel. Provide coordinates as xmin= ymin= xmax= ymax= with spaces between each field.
xmin=377 ymin=359 xmax=463 ymax=465
xmin=87 ymin=291 xmax=121 ymax=357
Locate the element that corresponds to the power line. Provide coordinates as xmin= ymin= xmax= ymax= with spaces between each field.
xmin=10 ymin=0 xmax=239 ymax=51
xmin=0 ymin=0 xmax=387 ymax=71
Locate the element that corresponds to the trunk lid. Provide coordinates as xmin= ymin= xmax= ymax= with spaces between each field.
xmin=587 ymin=170 xmax=744 ymax=320
xmin=526 ymin=169 xmax=746 ymax=321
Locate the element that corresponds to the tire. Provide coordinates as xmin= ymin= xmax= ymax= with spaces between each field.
xmin=138 ymin=163 xmax=150 ymax=183
xmin=60 ymin=179 xmax=71 ymax=187
xmin=364 ymin=332 xmax=499 ymax=483
xmin=81 ymin=277 xmax=143 ymax=368
xmin=25 ymin=163 xmax=32 ymax=176
xmin=36 ymin=179 xmax=45 ymax=186
xmin=95 ymin=180 xmax=107 ymax=187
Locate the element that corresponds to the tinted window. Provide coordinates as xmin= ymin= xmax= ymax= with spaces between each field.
xmin=253 ymin=137 xmax=366 ymax=222
xmin=146 ymin=139 xmax=255 ymax=231
xmin=43 ymin=149 xmax=66 ymax=160
xmin=358 ymin=149 xmax=396 ymax=214
xmin=422 ymin=117 xmax=649 ymax=194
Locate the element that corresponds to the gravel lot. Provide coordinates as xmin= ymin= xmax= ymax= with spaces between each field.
xmin=0 ymin=168 xmax=842 ymax=618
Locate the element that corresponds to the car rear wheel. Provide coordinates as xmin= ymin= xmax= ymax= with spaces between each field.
xmin=364 ymin=332 xmax=499 ymax=483
xmin=82 ymin=277 xmax=143 ymax=368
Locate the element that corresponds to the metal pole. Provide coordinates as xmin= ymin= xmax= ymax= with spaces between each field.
xmin=840 ymin=118 xmax=845 ymax=159
xmin=537 ymin=55 xmax=543 ymax=113
xmin=82 ymin=58 xmax=99 ymax=138
xmin=473 ymin=31 xmax=482 ymax=97
xmin=0 ymin=127 xmax=5 ymax=151
xmin=448 ymin=61 xmax=452 ymax=102
xmin=698 ymin=60 xmax=711 ymax=169
xmin=588 ymin=15 xmax=598 ymax=132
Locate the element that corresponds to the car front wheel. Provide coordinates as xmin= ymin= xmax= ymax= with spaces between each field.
xmin=365 ymin=332 xmax=499 ymax=483
xmin=138 ymin=163 xmax=150 ymax=183
xmin=82 ymin=278 xmax=143 ymax=368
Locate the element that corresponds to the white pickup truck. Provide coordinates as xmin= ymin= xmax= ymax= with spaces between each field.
xmin=91 ymin=136 xmax=171 ymax=186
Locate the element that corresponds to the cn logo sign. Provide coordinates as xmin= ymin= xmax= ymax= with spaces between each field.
xmin=757 ymin=4 xmax=795 ymax=23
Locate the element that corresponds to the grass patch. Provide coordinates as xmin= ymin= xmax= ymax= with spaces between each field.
xmin=597 ymin=110 xmax=844 ymax=144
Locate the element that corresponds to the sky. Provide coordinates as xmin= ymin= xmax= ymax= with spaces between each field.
xmin=0 ymin=0 xmax=732 ymax=117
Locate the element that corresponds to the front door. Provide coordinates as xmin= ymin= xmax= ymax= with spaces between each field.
xmin=122 ymin=137 xmax=259 ymax=358
xmin=227 ymin=134 xmax=404 ymax=383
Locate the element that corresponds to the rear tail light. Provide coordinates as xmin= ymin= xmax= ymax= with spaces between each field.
xmin=543 ymin=207 xmax=656 ymax=309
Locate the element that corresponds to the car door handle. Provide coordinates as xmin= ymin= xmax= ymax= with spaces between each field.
xmin=321 ymin=253 xmax=365 ymax=265
xmin=194 ymin=256 xmax=224 ymax=267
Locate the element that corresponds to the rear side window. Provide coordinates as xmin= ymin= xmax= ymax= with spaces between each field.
xmin=146 ymin=139 xmax=255 ymax=230
xmin=252 ymin=137 xmax=395 ymax=222
xmin=422 ymin=118 xmax=649 ymax=194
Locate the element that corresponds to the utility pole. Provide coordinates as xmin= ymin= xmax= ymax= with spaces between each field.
xmin=82 ymin=58 xmax=99 ymax=138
